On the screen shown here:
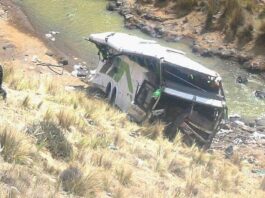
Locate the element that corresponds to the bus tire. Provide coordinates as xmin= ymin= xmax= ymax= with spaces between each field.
xmin=105 ymin=83 xmax=111 ymax=98
xmin=110 ymin=88 xmax=116 ymax=105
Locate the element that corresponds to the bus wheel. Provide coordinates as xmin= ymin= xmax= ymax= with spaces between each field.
xmin=110 ymin=88 xmax=116 ymax=105
xmin=105 ymin=83 xmax=111 ymax=98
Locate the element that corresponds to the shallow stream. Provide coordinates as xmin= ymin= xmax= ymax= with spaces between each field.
xmin=16 ymin=0 xmax=265 ymax=117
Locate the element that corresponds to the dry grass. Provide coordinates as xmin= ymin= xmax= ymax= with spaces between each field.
xmin=115 ymin=165 xmax=133 ymax=186
xmin=140 ymin=121 xmax=165 ymax=140
xmin=56 ymin=109 xmax=77 ymax=130
xmin=21 ymin=95 xmax=31 ymax=108
xmin=256 ymin=20 xmax=265 ymax=44
xmin=0 ymin=126 xmax=32 ymax=164
xmin=0 ymin=65 xmax=264 ymax=197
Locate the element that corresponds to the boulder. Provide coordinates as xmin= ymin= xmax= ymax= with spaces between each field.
xmin=255 ymin=90 xmax=265 ymax=99
xmin=140 ymin=25 xmax=156 ymax=37
xmin=236 ymin=75 xmax=248 ymax=84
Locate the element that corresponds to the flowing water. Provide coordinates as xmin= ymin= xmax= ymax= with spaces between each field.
xmin=15 ymin=0 xmax=265 ymax=117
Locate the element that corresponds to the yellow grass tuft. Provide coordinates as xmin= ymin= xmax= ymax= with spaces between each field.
xmin=21 ymin=95 xmax=31 ymax=109
xmin=56 ymin=109 xmax=77 ymax=130
xmin=0 ymin=126 xmax=32 ymax=164
xmin=140 ymin=122 xmax=165 ymax=140
xmin=115 ymin=165 xmax=133 ymax=186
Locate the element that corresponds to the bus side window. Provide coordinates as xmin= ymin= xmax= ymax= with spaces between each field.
xmin=99 ymin=57 xmax=113 ymax=74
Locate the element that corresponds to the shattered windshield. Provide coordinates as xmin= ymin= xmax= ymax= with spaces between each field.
xmin=163 ymin=63 xmax=221 ymax=95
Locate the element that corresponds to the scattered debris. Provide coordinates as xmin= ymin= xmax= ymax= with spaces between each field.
xmin=45 ymin=31 xmax=60 ymax=42
xmin=71 ymin=64 xmax=89 ymax=78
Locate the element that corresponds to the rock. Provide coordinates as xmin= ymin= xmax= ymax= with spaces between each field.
xmin=256 ymin=117 xmax=265 ymax=127
xmin=124 ymin=14 xmax=134 ymax=20
xmin=116 ymin=1 xmax=122 ymax=6
xmin=140 ymin=25 xmax=156 ymax=37
xmin=31 ymin=55 xmax=39 ymax=63
xmin=224 ymin=145 xmax=233 ymax=158
xmin=236 ymin=75 xmax=248 ymax=84
xmin=238 ymin=124 xmax=256 ymax=133
xmin=2 ymin=44 xmax=15 ymax=50
xmin=125 ymin=21 xmax=137 ymax=29
xmin=201 ymin=49 xmax=212 ymax=57
xmin=183 ymin=17 xmax=188 ymax=24
xmin=58 ymin=58 xmax=68 ymax=66
xmin=241 ymin=117 xmax=256 ymax=128
xmin=45 ymin=51 xmax=54 ymax=57
xmin=229 ymin=114 xmax=241 ymax=122
xmin=154 ymin=26 xmax=165 ymax=37
xmin=255 ymin=90 xmax=265 ymax=99
xmin=142 ymin=13 xmax=163 ymax=22
xmin=248 ymin=56 xmax=265 ymax=70
xmin=106 ymin=1 xmax=118 ymax=11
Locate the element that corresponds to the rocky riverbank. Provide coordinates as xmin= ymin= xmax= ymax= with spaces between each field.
xmin=107 ymin=0 xmax=265 ymax=76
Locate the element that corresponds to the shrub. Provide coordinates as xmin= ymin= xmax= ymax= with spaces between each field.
xmin=27 ymin=121 xmax=73 ymax=160
xmin=174 ymin=0 xmax=196 ymax=18
xmin=59 ymin=167 xmax=101 ymax=197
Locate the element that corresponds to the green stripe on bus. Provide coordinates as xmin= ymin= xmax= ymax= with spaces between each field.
xmin=107 ymin=57 xmax=133 ymax=93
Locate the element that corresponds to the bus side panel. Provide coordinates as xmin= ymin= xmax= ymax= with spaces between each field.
xmin=113 ymin=56 xmax=148 ymax=112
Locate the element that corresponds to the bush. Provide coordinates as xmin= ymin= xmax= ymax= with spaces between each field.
xmin=174 ymin=0 xmax=197 ymax=18
xmin=59 ymin=167 xmax=101 ymax=197
xmin=27 ymin=121 xmax=73 ymax=161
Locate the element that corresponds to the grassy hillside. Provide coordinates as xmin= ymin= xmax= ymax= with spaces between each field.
xmin=0 ymin=64 xmax=264 ymax=197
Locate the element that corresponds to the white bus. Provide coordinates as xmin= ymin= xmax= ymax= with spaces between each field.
xmin=87 ymin=32 xmax=227 ymax=147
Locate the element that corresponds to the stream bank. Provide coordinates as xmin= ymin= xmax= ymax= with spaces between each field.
xmin=108 ymin=0 xmax=265 ymax=77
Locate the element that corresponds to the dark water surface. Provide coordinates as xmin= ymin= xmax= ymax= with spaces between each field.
xmin=16 ymin=0 xmax=265 ymax=117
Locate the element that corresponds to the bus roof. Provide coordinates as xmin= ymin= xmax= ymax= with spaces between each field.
xmin=88 ymin=32 xmax=219 ymax=77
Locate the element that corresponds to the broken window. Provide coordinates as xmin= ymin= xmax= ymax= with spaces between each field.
xmin=128 ymin=55 xmax=159 ymax=74
xmin=163 ymin=63 xmax=221 ymax=95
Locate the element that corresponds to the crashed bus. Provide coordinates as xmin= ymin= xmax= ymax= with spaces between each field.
xmin=87 ymin=32 xmax=227 ymax=147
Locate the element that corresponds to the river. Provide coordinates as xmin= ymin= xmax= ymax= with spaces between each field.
xmin=15 ymin=0 xmax=265 ymax=117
